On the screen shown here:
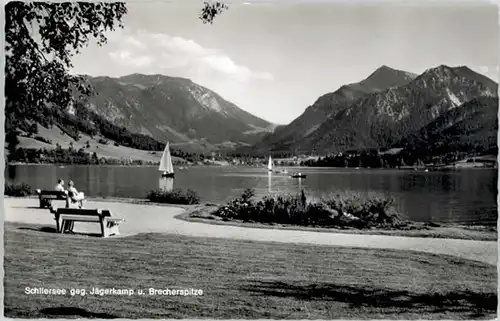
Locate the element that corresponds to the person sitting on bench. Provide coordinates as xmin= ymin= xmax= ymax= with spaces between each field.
xmin=54 ymin=179 xmax=66 ymax=192
xmin=67 ymin=180 xmax=85 ymax=208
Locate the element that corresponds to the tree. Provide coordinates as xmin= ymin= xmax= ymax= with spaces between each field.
xmin=92 ymin=152 xmax=99 ymax=164
xmin=27 ymin=123 xmax=39 ymax=137
xmin=5 ymin=131 xmax=20 ymax=160
xmin=200 ymin=1 xmax=228 ymax=24
xmin=5 ymin=2 xmax=128 ymax=127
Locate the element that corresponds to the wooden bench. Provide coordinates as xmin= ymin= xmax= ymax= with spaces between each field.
xmin=51 ymin=208 xmax=125 ymax=238
xmin=36 ymin=189 xmax=68 ymax=208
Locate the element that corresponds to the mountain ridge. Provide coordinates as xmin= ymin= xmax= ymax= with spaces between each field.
xmin=303 ymin=64 xmax=498 ymax=153
xmin=249 ymin=65 xmax=419 ymax=154
xmin=78 ymin=73 xmax=276 ymax=152
xmin=397 ymin=96 xmax=498 ymax=155
xmin=245 ymin=64 xmax=497 ymax=156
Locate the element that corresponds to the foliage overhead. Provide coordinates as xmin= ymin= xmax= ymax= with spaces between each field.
xmin=5 ymin=1 xmax=228 ymax=133
xmin=200 ymin=1 xmax=228 ymax=24
xmin=5 ymin=1 xmax=127 ymax=133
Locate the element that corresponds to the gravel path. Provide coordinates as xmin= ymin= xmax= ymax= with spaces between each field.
xmin=4 ymin=197 xmax=497 ymax=265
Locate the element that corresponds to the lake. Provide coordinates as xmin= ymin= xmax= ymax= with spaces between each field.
xmin=5 ymin=165 xmax=498 ymax=225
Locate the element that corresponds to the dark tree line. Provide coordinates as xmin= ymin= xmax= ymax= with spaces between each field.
xmin=11 ymin=146 xmax=100 ymax=165
xmin=6 ymin=101 xmax=206 ymax=163
xmin=302 ymin=147 xmax=495 ymax=168
xmin=10 ymin=146 xmax=157 ymax=166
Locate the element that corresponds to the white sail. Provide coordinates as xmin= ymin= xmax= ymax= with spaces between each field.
xmin=159 ymin=142 xmax=174 ymax=174
xmin=268 ymin=156 xmax=273 ymax=171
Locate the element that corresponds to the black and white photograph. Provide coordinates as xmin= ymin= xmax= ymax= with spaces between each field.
xmin=3 ymin=0 xmax=498 ymax=319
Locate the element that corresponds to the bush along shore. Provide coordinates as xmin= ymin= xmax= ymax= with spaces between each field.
xmin=4 ymin=182 xmax=202 ymax=206
xmin=4 ymin=183 xmax=33 ymax=197
xmin=146 ymin=188 xmax=201 ymax=205
xmin=210 ymin=189 xmax=406 ymax=229
xmin=190 ymin=189 xmax=496 ymax=240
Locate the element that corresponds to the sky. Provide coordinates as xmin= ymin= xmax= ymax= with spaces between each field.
xmin=70 ymin=0 xmax=500 ymax=125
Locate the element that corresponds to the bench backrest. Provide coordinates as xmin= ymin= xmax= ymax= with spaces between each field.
xmin=39 ymin=190 xmax=68 ymax=197
xmin=56 ymin=208 xmax=102 ymax=216
xmin=55 ymin=208 xmax=113 ymax=217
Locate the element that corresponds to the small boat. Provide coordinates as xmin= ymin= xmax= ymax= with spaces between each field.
xmin=267 ymin=156 xmax=274 ymax=172
xmin=159 ymin=142 xmax=175 ymax=178
xmin=291 ymin=172 xmax=307 ymax=178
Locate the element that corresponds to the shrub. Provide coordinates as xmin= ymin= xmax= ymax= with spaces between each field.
xmin=322 ymin=192 xmax=402 ymax=228
xmin=214 ymin=189 xmax=333 ymax=226
xmin=212 ymin=189 xmax=403 ymax=229
xmin=5 ymin=182 xmax=33 ymax=197
xmin=146 ymin=188 xmax=200 ymax=205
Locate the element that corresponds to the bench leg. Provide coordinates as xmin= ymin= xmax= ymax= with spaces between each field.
xmin=40 ymin=198 xmax=51 ymax=208
xmin=100 ymin=220 xmax=106 ymax=238
xmin=110 ymin=225 xmax=120 ymax=236
xmin=106 ymin=222 xmax=121 ymax=236
xmin=60 ymin=220 xmax=75 ymax=234
xmin=60 ymin=220 xmax=67 ymax=234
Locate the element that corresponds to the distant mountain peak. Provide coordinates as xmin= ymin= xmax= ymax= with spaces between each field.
xmin=418 ymin=65 xmax=498 ymax=92
xmin=354 ymin=65 xmax=418 ymax=93
xmin=367 ymin=65 xmax=417 ymax=78
xmin=371 ymin=64 xmax=396 ymax=74
xmin=421 ymin=64 xmax=479 ymax=77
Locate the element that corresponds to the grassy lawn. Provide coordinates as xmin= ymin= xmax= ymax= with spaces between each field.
xmin=4 ymin=222 xmax=497 ymax=319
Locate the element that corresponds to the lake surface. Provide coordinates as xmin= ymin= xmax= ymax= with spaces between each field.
xmin=5 ymin=165 xmax=498 ymax=225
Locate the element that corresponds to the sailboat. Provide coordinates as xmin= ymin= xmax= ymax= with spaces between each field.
xmin=159 ymin=142 xmax=175 ymax=178
xmin=291 ymin=172 xmax=307 ymax=178
xmin=267 ymin=156 xmax=273 ymax=172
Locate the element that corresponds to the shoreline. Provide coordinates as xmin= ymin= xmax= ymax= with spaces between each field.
xmin=4 ymin=196 xmax=497 ymax=265
xmin=5 ymin=195 xmax=497 ymax=241
xmin=177 ymin=208 xmax=497 ymax=242
xmin=6 ymin=162 xmax=496 ymax=170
